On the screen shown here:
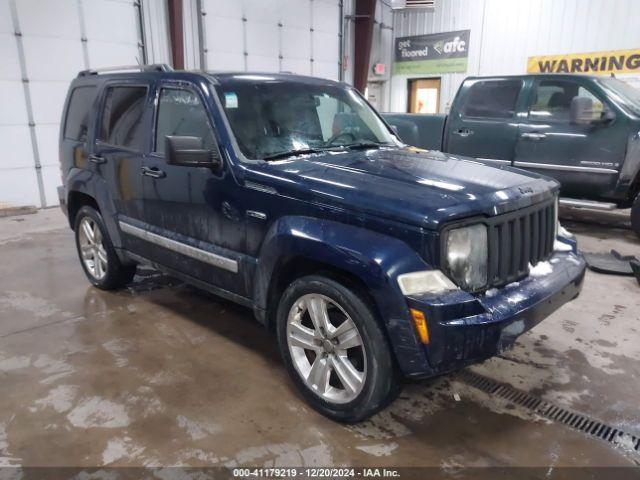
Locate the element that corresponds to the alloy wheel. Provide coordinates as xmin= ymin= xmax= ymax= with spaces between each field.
xmin=286 ymin=293 xmax=367 ymax=404
xmin=78 ymin=216 xmax=108 ymax=280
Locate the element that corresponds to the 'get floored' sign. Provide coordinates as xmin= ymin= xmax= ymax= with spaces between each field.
xmin=527 ymin=48 xmax=640 ymax=75
xmin=394 ymin=30 xmax=470 ymax=75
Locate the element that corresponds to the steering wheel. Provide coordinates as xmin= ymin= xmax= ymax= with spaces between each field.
xmin=326 ymin=131 xmax=356 ymax=145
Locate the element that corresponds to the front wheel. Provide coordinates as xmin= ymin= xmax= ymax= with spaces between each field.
xmin=632 ymin=194 xmax=640 ymax=239
xmin=276 ymin=275 xmax=399 ymax=422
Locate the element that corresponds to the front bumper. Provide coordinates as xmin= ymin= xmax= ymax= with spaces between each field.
xmin=404 ymin=247 xmax=586 ymax=378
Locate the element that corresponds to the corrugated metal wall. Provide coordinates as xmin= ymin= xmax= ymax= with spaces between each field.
xmin=390 ymin=0 xmax=640 ymax=113
xmin=0 ymin=0 xmax=170 ymax=209
xmin=185 ymin=0 xmax=342 ymax=81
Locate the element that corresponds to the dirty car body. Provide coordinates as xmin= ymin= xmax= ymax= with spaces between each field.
xmin=58 ymin=67 xmax=586 ymax=421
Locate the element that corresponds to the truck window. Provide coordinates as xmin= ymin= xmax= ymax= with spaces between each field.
xmin=154 ymin=88 xmax=216 ymax=155
xmin=462 ymin=80 xmax=521 ymax=119
xmin=64 ymin=86 xmax=97 ymax=142
xmin=529 ymin=80 xmax=605 ymax=122
xmin=99 ymin=86 xmax=147 ymax=150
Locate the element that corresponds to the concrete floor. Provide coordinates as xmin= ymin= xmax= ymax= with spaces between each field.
xmin=0 ymin=207 xmax=639 ymax=468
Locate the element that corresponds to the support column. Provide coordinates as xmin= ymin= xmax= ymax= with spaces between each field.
xmin=167 ymin=0 xmax=184 ymax=69
xmin=353 ymin=0 xmax=376 ymax=93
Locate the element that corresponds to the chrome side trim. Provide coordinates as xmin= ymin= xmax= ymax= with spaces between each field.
xmin=559 ymin=198 xmax=617 ymax=210
xmin=245 ymin=181 xmax=277 ymax=194
xmin=246 ymin=210 xmax=267 ymax=220
xmin=513 ymin=161 xmax=618 ymax=174
xmin=119 ymin=221 xmax=238 ymax=273
xmin=477 ymin=157 xmax=511 ymax=165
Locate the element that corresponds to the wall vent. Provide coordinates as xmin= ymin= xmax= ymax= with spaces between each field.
xmin=391 ymin=0 xmax=436 ymax=10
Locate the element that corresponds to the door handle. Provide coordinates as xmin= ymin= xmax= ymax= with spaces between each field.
xmin=520 ymin=132 xmax=547 ymax=141
xmin=89 ymin=154 xmax=106 ymax=165
xmin=141 ymin=166 xmax=166 ymax=179
xmin=453 ymin=128 xmax=474 ymax=137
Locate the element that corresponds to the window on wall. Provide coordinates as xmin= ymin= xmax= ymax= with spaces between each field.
xmin=154 ymin=88 xmax=216 ymax=155
xmin=530 ymin=80 xmax=605 ymax=122
xmin=463 ymin=80 xmax=522 ymax=119
xmin=64 ymin=86 xmax=97 ymax=142
xmin=99 ymin=86 xmax=148 ymax=150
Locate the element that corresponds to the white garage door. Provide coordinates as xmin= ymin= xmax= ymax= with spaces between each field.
xmin=200 ymin=0 xmax=342 ymax=81
xmin=0 ymin=0 xmax=149 ymax=208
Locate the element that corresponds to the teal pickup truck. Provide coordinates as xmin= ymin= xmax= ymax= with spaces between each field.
xmin=383 ymin=74 xmax=640 ymax=237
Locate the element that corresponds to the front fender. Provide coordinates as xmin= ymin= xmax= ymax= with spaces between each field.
xmin=254 ymin=215 xmax=433 ymax=376
xmin=66 ymin=167 xmax=123 ymax=248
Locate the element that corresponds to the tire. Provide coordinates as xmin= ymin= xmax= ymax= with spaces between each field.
xmin=276 ymin=275 xmax=400 ymax=422
xmin=632 ymin=194 xmax=640 ymax=240
xmin=74 ymin=205 xmax=136 ymax=290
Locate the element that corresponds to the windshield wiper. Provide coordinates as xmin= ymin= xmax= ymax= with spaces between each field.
xmin=262 ymin=142 xmax=389 ymax=160
xmin=339 ymin=141 xmax=388 ymax=150
xmin=263 ymin=147 xmax=326 ymax=161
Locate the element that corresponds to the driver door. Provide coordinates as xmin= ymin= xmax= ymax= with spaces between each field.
xmin=514 ymin=78 xmax=624 ymax=199
xmin=140 ymin=81 xmax=247 ymax=295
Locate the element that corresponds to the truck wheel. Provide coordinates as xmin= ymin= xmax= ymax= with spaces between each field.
xmin=632 ymin=195 xmax=640 ymax=239
xmin=74 ymin=206 xmax=136 ymax=290
xmin=276 ymin=275 xmax=399 ymax=422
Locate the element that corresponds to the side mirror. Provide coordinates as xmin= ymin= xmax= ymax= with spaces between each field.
xmin=570 ymin=96 xmax=594 ymax=125
xmin=570 ymin=97 xmax=614 ymax=125
xmin=165 ymin=135 xmax=223 ymax=172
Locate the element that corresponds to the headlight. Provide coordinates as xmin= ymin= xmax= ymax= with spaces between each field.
xmin=444 ymin=224 xmax=488 ymax=291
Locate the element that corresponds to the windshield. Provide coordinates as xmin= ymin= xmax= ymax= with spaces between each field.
xmin=597 ymin=77 xmax=640 ymax=116
xmin=213 ymin=76 xmax=399 ymax=160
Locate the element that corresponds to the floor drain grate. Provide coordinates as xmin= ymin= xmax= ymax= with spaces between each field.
xmin=458 ymin=370 xmax=640 ymax=455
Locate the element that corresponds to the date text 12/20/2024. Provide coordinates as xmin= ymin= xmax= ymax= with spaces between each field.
xmin=232 ymin=468 xmax=401 ymax=478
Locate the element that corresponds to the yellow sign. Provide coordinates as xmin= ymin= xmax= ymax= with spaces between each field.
xmin=527 ymin=48 xmax=640 ymax=75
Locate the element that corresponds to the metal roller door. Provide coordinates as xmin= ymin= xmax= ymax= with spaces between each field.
xmin=198 ymin=0 xmax=342 ymax=80
xmin=0 ymin=0 xmax=164 ymax=208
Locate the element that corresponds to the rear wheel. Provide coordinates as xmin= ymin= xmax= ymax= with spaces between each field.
xmin=276 ymin=275 xmax=399 ymax=422
xmin=632 ymin=194 xmax=640 ymax=239
xmin=74 ymin=206 xmax=136 ymax=290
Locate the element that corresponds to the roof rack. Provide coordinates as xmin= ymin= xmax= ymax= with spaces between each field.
xmin=77 ymin=64 xmax=173 ymax=77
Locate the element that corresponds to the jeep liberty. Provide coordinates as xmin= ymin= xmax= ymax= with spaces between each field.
xmin=58 ymin=65 xmax=586 ymax=422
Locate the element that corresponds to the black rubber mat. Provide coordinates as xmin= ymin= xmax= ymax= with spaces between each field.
xmin=583 ymin=249 xmax=636 ymax=276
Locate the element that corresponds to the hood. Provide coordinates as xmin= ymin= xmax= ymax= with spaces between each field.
xmin=246 ymin=147 xmax=559 ymax=229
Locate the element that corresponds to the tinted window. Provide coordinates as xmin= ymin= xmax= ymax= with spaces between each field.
xmin=99 ymin=86 xmax=147 ymax=149
xmin=530 ymin=80 xmax=605 ymax=122
xmin=155 ymin=88 xmax=216 ymax=154
xmin=463 ymin=80 xmax=522 ymax=119
xmin=64 ymin=86 xmax=96 ymax=141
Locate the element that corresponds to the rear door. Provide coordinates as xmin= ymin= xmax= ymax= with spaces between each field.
xmin=514 ymin=78 xmax=625 ymax=199
xmin=94 ymin=82 xmax=151 ymax=253
xmin=444 ymin=78 xmax=525 ymax=166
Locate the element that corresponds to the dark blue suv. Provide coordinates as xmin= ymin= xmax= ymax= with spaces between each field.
xmin=58 ymin=65 xmax=586 ymax=422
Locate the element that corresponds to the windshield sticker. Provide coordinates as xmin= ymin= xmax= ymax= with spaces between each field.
xmin=224 ymin=92 xmax=238 ymax=109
